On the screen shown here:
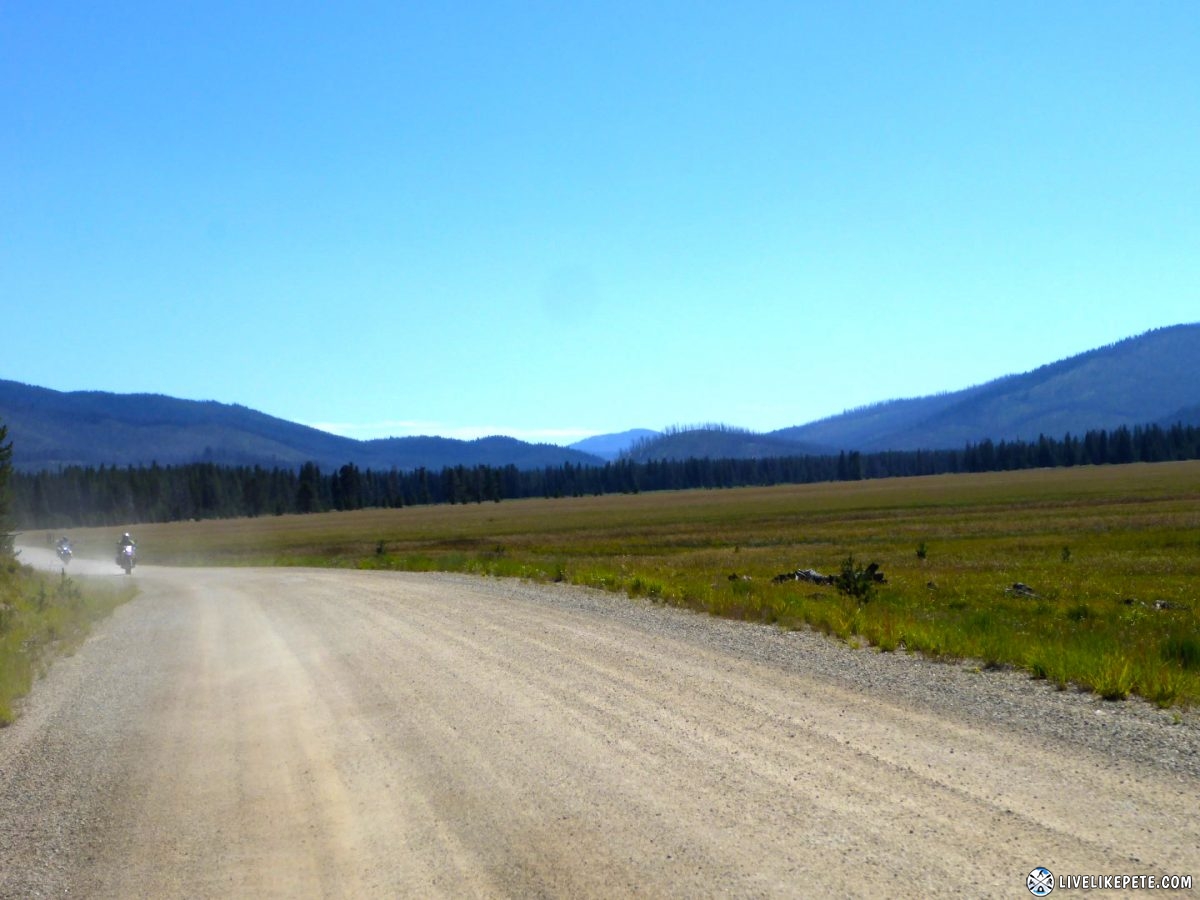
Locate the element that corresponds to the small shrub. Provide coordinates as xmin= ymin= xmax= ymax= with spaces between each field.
xmin=833 ymin=555 xmax=882 ymax=604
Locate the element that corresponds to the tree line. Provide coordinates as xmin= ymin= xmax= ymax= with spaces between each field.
xmin=1 ymin=421 xmax=13 ymax=555
xmin=9 ymin=422 xmax=1200 ymax=530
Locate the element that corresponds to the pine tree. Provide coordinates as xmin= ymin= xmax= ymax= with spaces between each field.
xmin=296 ymin=462 xmax=322 ymax=513
xmin=0 ymin=421 xmax=13 ymax=557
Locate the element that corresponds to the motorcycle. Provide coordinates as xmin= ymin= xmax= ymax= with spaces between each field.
xmin=117 ymin=544 xmax=136 ymax=575
xmin=56 ymin=542 xmax=73 ymax=565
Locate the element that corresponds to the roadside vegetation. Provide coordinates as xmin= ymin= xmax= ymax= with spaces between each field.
xmin=64 ymin=460 xmax=1200 ymax=708
xmin=0 ymin=561 xmax=135 ymax=725
xmin=0 ymin=422 xmax=136 ymax=725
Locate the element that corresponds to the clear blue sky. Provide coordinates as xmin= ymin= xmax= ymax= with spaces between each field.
xmin=3 ymin=2 xmax=1197 ymax=444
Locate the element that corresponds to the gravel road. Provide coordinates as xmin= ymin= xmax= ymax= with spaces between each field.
xmin=2 ymin=547 xmax=1197 ymax=898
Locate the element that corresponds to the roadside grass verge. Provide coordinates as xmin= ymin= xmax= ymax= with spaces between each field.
xmin=66 ymin=461 xmax=1200 ymax=707
xmin=0 ymin=557 xmax=136 ymax=725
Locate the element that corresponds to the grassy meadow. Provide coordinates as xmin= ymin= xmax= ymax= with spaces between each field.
xmin=58 ymin=460 xmax=1200 ymax=707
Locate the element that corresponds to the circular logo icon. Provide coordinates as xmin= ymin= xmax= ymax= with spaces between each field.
xmin=1028 ymin=867 xmax=1054 ymax=896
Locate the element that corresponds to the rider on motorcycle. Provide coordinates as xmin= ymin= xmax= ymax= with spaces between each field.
xmin=116 ymin=532 xmax=137 ymax=571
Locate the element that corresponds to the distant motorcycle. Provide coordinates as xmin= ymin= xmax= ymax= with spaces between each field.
xmin=56 ymin=541 xmax=73 ymax=565
xmin=117 ymin=543 xmax=136 ymax=575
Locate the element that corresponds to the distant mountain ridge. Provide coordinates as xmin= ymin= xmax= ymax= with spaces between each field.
xmin=3 ymin=324 xmax=1196 ymax=471
xmin=0 ymin=381 xmax=604 ymax=472
xmin=568 ymin=429 xmax=660 ymax=461
xmin=622 ymin=426 xmax=832 ymax=463
xmin=620 ymin=324 xmax=1200 ymax=461
xmin=772 ymin=324 xmax=1200 ymax=451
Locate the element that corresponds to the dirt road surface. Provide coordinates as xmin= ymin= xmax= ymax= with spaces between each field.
xmin=2 ymin=547 xmax=1197 ymax=898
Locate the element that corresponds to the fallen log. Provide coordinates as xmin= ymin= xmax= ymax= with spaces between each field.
xmin=771 ymin=568 xmax=835 ymax=586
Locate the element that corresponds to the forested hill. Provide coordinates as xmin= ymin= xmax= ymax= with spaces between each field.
xmin=605 ymin=326 xmax=1200 ymax=462
xmin=772 ymin=324 xmax=1200 ymax=452
xmin=623 ymin=426 xmax=831 ymax=462
xmin=0 ymin=381 xmax=602 ymax=472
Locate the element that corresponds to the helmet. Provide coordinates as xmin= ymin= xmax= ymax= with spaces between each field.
xmin=123 ymin=533 xmax=131 ymax=539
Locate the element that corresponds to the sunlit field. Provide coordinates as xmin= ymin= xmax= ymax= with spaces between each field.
xmin=57 ymin=461 xmax=1200 ymax=707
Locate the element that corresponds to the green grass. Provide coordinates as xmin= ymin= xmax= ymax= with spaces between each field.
xmin=63 ymin=460 xmax=1200 ymax=707
xmin=0 ymin=557 xmax=136 ymax=725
